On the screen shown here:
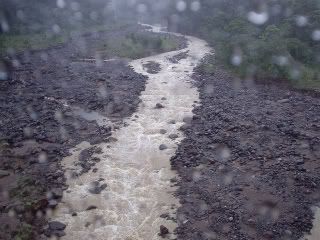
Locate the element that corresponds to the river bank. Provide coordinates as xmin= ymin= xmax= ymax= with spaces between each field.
xmin=171 ymin=57 xmax=320 ymax=240
xmin=0 ymin=23 xmax=186 ymax=239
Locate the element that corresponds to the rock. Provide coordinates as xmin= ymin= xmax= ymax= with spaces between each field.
xmin=159 ymin=225 xmax=169 ymax=237
xmin=159 ymin=144 xmax=168 ymax=150
xmin=277 ymin=98 xmax=289 ymax=103
xmin=168 ymin=120 xmax=176 ymax=124
xmin=159 ymin=129 xmax=167 ymax=134
xmin=51 ymin=188 xmax=63 ymax=199
xmin=32 ymin=198 xmax=48 ymax=211
xmin=155 ymin=103 xmax=165 ymax=109
xmin=48 ymin=200 xmax=58 ymax=208
xmin=72 ymin=212 xmax=77 ymax=216
xmin=86 ymin=205 xmax=97 ymax=211
xmin=168 ymin=134 xmax=179 ymax=140
xmin=183 ymin=116 xmax=192 ymax=124
xmin=88 ymin=182 xmax=108 ymax=194
xmin=48 ymin=221 xmax=66 ymax=231
xmin=161 ymin=97 xmax=167 ymax=100
xmin=0 ymin=170 xmax=10 ymax=178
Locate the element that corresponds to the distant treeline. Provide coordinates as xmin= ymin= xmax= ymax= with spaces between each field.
xmin=0 ymin=0 xmax=114 ymax=34
xmin=170 ymin=0 xmax=320 ymax=88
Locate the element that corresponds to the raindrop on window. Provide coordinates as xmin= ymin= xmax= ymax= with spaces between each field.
xmin=295 ymin=15 xmax=308 ymax=27
xmin=312 ymin=30 xmax=320 ymax=41
xmin=247 ymin=11 xmax=269 ymax=25
xmin=176 ymin=1 xmax=187 ymax=12
xmin=190 ymin=1 xmax=201 ymax=12
xmin=57 ymin=0 xmax=66 ymax=9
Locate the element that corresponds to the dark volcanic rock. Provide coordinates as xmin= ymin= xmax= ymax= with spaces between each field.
xmin=171 ymin=56 xmax=320 ymax=240
xmin=159 ymin=225 xmax=169 ymax=237
xmin=143 ymin=61 xmax=161 ymax=74
xmin=159 ymin=144 xmax=168 ymax=150
xmin=0 ymin=25 xmax=151 ymax=240
xmin=88 ymin=181 xmax=108 ymax=194
xmin=48 ymin=221 xmax=66 ymax=231
xmin=155 ymin=103 xmax=165 ymax=109
xmin=168 ymin=134 xmax=179 ymax=140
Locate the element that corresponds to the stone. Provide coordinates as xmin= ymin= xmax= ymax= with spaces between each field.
xmin=277 ymin=98 xmax=289 ymax=103
xmin=0 ymin=170 xmax=10 ymax=178
xmin=168 ymin=134 xmax=178 ymax=140
xmin=51 ymin=188 xmax=63 ymax=199
xmin=48 ymin=221 xmax=66 ymax=231
xmin=159 ymin=129 xmax=167 ymax=134
xmin=155 ymin=103 xmax=165 ymax=109
xmin=86 ymin=205 xmax=97 ymax=211
xmin=48 ymin=200 xmax=58 ymax=208
xmin=159 ymin=225 xmax=169 ymax=237
xmin=159 ymin=144 xmax=168 ymax=150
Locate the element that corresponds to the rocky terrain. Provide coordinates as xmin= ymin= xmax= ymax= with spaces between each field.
xmin=0 ymin=24 xmax=186 ymax=239
xmin=171 ymin=57 xmax=320 ymax=240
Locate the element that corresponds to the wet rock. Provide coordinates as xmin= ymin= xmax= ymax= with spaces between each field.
xmin=159 ymin=225 xmax=169 ymax=237
xmin=155 ymin=103 xmax=165 ymax=109
xmin=86 ymin=205 xmax=97 ymax=211
xmin=51 ymin=188 xmax=63 ymax=199
xmin=48 ymin=221 xmax=66 ymax=231
xmin=48 ymin=200 xmax=58 ymax=208
xmin=183 ymin=116 xmax=192 ymax=124
xmin=88 ymin=181 xmax=108 ymax=194
xmin=0 ymin=170 xmax=10 ymax=178
xmin=169 ymin=134 xmax=179 ymax=140
xmin=159 ymin=144 xmax=168 ymax=150
xmin=160 ymin=129 xmax=167 ymax=134
xmin=277 ymin=98 xmax=289 ymax=103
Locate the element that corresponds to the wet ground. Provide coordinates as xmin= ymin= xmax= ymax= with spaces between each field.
xmin=52 ymin=24 xmax=211 ymax=240
xmin=0 ymin=24 xmax=185 ymax=239
xmin=1 ymin=23 xmax=320 ymax=240
xmin=171 ymin=57 xmax=320 ymax=240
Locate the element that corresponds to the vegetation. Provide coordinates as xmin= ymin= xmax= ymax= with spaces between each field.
xmin=97 ymin=33 xmax=180 ymax=59
xmin=169 ymin=0 xmax=320 ymax=89
xmin=0 ymin=0 xmax=114 ymax=55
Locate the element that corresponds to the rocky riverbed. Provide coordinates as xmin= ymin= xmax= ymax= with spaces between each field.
xmin=0 ymin=24 xmax=186 ymax=239
xmin=171 ymin=57 xmax=320 ymax=240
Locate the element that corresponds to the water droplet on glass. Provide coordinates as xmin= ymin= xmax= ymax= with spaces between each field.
xmin=176 ymin=1 xmax=187 ymax=12
xmin=38 ymin=152 xmax=48 ymax=164
xmin=231 ymin=54 xmax=242 ymax=66
xmin=190 ymin=1 xmax=201 ymax=12
xmin=52 ymin=24 xmax=61 ymax=34
xmin=57 ymin=0 xmax=66 ymax=8
xmin=295 ymin=15 xmax=308 ymax=27
xmin=1 ymin=20 xmax=10 ymax=32
xmin=312 ymin=30 xmax=320 ymax=41
xmin=248 ymin=11 xmax=269 ymax=25
xmin=137 ymin=4 xmax=147 ymax=13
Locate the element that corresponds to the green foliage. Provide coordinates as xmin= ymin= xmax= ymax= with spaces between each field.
xmin=0 ymin=33 xmax=66 ymax=54
xmin=97 ymin=33 xmax=179 ymax=59
xmin=173 ymin=0 xmax=320 ymax=90
xmin=14 ymin=224 xmax=33 ymax=240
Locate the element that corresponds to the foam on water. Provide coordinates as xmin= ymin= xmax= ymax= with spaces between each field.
xmin=53 ymin=24 xmax=212 ymax=240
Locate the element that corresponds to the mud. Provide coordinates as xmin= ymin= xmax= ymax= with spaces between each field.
xmin=171 ymin=57 xmax=320 ymax=240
